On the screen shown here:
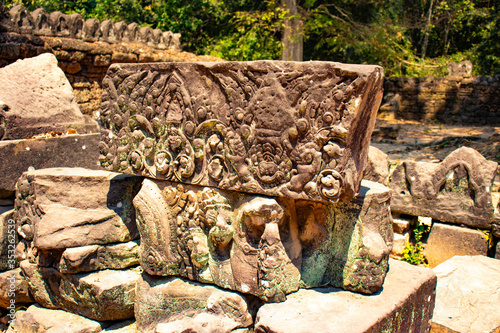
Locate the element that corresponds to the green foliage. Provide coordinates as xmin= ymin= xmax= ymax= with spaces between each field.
xmin=402 ymin=220 xmax=430 ymax=266
xmin=206 ymin=1 xmax=285 ymax=60
xmin=4 ymin=0 xmax=500 ymax=75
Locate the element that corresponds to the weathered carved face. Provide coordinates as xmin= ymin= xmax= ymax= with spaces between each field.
xmin=231 ymin=197 xmax=300 ymax=302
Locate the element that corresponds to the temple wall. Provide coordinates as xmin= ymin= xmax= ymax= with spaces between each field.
xmin=382 ymin=75 xmax=500 ymax=125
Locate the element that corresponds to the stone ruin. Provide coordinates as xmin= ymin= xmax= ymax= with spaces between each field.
xmin=1 ymin=5 xmax=181 ymax=51
xmin=0 ymin=60 xmax=442 ymax=332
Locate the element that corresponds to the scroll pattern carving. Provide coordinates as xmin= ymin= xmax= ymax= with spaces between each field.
xmin=100 ymin=61 xmax=384 ymax=203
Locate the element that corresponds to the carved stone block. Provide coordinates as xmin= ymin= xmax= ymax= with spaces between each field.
xmin=100 ymin=61 xmax=384 ymax=204
xmin=133 ymin=178 xmax=392 ymax=302
xmin=9 ymin=5 xmax=34 ymax=34
xmin=31 ymin=8 xmax=53 ymax=36
xmin=82 ymin=18 xmax=100 ymax=42
xmin=20 ymin=260 xmax=140 ymax=321
xmin=390 ymin=147 xmax=498 ymax=229
xmin=14 ymin=168 xmax=142 ymax=250
xmin=57 ymin=240 xmax=140 ymax=273
xmin=135 ymin=273 xmax=254 ymax=333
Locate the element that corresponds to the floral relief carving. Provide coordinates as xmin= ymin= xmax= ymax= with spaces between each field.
xmin=100 ymin=61 xmax=384 ymax=203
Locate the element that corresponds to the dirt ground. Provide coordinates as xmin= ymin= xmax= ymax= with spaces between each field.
xmin=372 ymin=118 xmax=500 ymax=206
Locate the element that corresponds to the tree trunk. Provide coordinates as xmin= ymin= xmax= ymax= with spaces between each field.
xmin=281 ymin=0 xmax=303 ymax=61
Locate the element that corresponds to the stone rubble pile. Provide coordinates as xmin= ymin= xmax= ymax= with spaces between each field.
xmin=10 ymin=57 xmax=500 ymax=332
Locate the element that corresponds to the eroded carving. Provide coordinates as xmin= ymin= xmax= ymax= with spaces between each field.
xmin=100 ymin=61 xmax=384 ymax=203
xmin=82 ymin=18 xmax=100 ymax=42
xmin=31 ymin=8 xmax=52 ymax=36
xmin=133 ymin=178 xmax=392 ymax=301
xmin=390 ymin=147 xmax=497 ymax=229
xmin=9 ymin=5 xmax=34 ymax=34
xmin=100 ymin=20 xmax=116 ymax=43
xmin=49 ymin=11 xmax=70 ymax=37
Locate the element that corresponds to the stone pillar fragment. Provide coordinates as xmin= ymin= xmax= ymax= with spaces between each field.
xmin=100 ymin=61 xmax=384 ymax=204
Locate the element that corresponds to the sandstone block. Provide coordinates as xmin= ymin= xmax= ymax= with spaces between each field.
xmin=14 ymin=168 xmax=142 ymax=249
xmin=0 ymin=53 xmax=98 ymax=140
xmin=135 ymin=273 xmax=254 ymax=333
xmin=424 ymin=223 xmax=488 ymax=268
xmin=133 ymin=178 xmax=392 ymax=302
xmin=392 ymin=216 xmax=411 ymax=234
xmin=390 ymin=147 xmax=497 ymax=229
xmin=254 ymin=259 xmax=436 ymax=333
xmin=7 ymin=304 xmax=104 ymax=333
xmin=100 ymin=61 xmax=384 ymax=203
xmin=20 ymin=260 xmax=140 ymax=321
xmin=431 ymin=255 xmax=500 ymax=333
xmin=0 ymin=133 xmax=101 ymax=193
xmin=363 ymin=146 xmax=389 ymax=185
xmin=57 ymin=240 xmax=139 ymax=273
xmin=390 ymin=231 xmax=410 ymax=259
xmin=0 ymin=268 xmax=33 ymax=308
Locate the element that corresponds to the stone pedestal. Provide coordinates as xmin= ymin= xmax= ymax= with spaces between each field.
xmin=254 ymin=259 xmax=436 ymax=333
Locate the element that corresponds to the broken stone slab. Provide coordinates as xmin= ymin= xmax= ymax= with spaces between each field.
xmin=0 ymin=133 xmax=101 ymax=193
xmin=424 ymin=223 xmax=488 ymax=268
xmin=6 ymin=304 xmax=105 ymax=333
xmin=363 ymin=146 xmax=389 ymax=185
xmin=0 ymin=53 xmax=98 ymax=140
xmin=390 ymin=147 xmax=498 ymax=229
xmin=20 ymin=260 xmax=140 ymax=321
xmin=0 ymin=268 xmax=33 ymax=308
xmin=100 ymin=61 xmax=384 ymax=204
xmin=14 ymin=167 xmax=142 ymax=249
xmin=135 ymin=273 xmax=254 ymax=333
xmin=431 ymin=255 xmax=500 ymax=333
xmin=254 ymin=259 xmax=436 ymax=333
xmin=57 ymin=240 xmax=140 ymax=274
xmin=133 ymin=178 xmax=392 ymax=302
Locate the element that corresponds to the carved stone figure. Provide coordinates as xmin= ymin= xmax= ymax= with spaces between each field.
xmin=133 ymin=178 xmax=392 ymax=302
xmin=9 ymin=5 xmax=34 ymax=34
xmin=100 ymin=20 xmax=117 ymax=43
xmin=124 ymin=22 xmax=138 ymax=43
xmin=66 ymin=13 xmax=83 ymax=38
xmin=82 ymin=18 xmax=100 ymax=42
xmin=114 ymin=21 xmax=128 ymax=41
xmin=100 ymin=61 xmax=384 ymax=204
xmin=31 ymin=8 xmax=52 ymax=36
xmin=49 ymin=11 xmax=70 ymax=37
xmin=138 ymin=26 xmax=154 ymax=46
xmin=390 ymin=147 xmax=497 ymax=229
